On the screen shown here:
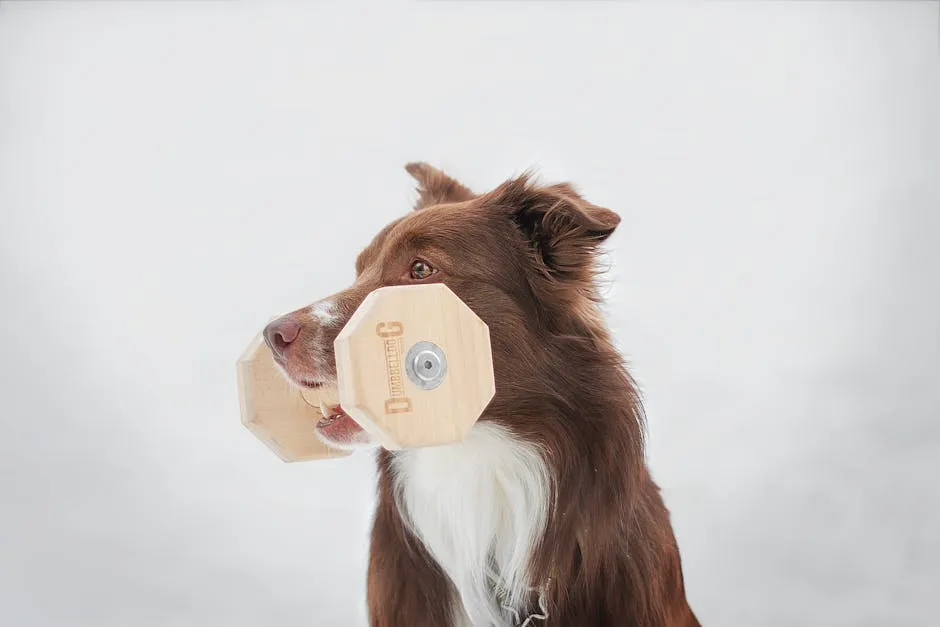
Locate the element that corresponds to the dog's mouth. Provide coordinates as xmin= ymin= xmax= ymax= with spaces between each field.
xmin=299 ymin=381 xmax=366 ymax=444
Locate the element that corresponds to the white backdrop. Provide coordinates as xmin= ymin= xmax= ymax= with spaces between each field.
xmin=1 ymin=3 xmax=938 ymax=626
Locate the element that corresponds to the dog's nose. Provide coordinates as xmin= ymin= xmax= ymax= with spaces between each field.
xmin=263 ymin=317 xmax=301 ymax=359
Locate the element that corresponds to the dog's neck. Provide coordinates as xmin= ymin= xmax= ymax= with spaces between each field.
xmin=390 ymin=421 xmax=553 ymax=627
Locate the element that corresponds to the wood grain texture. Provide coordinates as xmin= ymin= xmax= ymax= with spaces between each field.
xmin=333 ymin=283 xmax=495 ymax=450
xmin=236 ymin=332 xmax=350 ymax=462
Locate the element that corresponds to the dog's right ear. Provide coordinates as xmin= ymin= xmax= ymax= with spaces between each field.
xmin=404 ymin=162 xmax=476 ymax=210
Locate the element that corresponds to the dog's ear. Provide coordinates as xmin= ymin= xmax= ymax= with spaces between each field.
xmin=404 ymin=162 xmax=476 ymax=210
xmin=487 ymin=173 xmax=620 ymax=278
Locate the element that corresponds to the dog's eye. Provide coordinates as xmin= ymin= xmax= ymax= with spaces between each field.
xmin=410 ymin=260 xmax=434 ymax=280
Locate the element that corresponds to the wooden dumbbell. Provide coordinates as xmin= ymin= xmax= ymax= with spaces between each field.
xmin=236 ymin=283 xmax=496 ymax=462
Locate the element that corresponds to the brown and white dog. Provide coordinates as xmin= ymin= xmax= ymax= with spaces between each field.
xmin=262 ymin=163 xmax=700 ymax=627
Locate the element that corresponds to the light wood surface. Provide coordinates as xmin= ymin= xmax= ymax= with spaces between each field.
xmin=333 ymin=283 xmax=495 ymax=450
xmin=236 ymin=332 xmax=350 ymax=462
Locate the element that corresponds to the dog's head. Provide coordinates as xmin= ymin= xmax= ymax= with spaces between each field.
xmin=263 ymin=163 xmax=620 ymax=450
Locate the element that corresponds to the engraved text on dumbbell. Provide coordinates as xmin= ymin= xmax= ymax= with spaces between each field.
xmin=376 ymin=322 xmax=412 ymax=414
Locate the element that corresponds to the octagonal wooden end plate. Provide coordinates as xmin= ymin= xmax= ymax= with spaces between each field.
xmin=333 ymin=283 xmax=495 ymax=450
xmin=236 ymin=333 xmax=350 ymax=462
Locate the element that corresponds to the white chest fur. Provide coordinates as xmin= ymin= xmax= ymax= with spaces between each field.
xmin=391 ymin=422 xmax=551 ymax=627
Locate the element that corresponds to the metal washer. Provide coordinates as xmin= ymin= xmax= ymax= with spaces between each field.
xmin=405 ymin=341 xmax=447 ymax=390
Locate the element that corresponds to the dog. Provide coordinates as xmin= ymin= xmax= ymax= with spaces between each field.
xmin=262 ymin=163 xmax=700 ymax=627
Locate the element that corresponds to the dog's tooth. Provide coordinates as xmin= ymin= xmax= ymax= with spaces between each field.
xmin=318 ymin=399 xmax=330 ymax=419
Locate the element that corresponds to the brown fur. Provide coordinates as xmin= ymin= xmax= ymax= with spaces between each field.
xmin=283 ymin=163 xmax=699 ymax=625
